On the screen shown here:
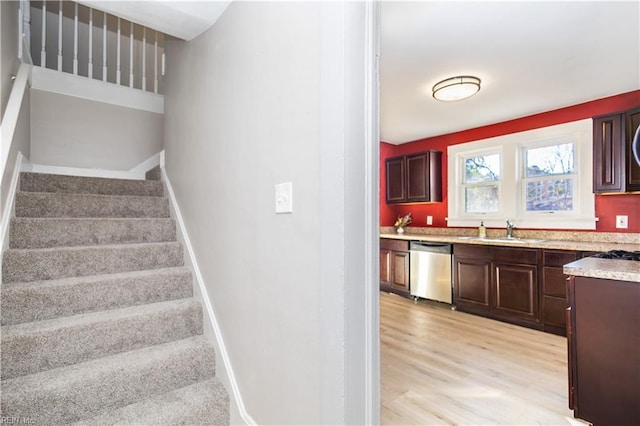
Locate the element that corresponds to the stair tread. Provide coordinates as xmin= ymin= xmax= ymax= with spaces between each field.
xmin=1 ymin=266 xmax=191 ymax=290
xmin=1 ymin=266 xmax=193 ymax=326
xmin=2 ymin=298 xmax=200 ymax=336
xmin=1 ymin=299 xmax=203 ymax=380
xmin=1 ymin=335 xmax=213 ymax=389
xmin=4 ymin=240 xmax=181 ymax=254
xmin=10 ymin=217 xmax=177 ymax=249
xmin=75 ymin=378 xmax=229 ymax=425
xmin=15 ymin=191 xmax=170 ymax=218
xmin=20 ymin=172 xmax=164 ymax=197
xmin=2 ymin=242 xmax=184 ymax=283
xmin=1 ymin=336 xmax=216 ymax=424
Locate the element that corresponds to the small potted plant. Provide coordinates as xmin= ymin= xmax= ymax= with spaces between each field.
xmin=394 ymin=212 xmax=412 ymax=234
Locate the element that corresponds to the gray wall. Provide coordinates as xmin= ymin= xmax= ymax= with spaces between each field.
xmin=30 ymin=89 xmax=163 ymax=170
xmin=1 ymin=0 xmax=20 ymax=119
xmin=163 ymin=2 xmax=373 ymax=424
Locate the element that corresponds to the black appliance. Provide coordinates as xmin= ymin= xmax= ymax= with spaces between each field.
xmin=592 ymin=250 xmax=640 ymax=261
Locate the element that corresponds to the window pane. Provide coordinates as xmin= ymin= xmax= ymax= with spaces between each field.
xmin=526 ymin=179 xmax=573 ymax=211
xmin=465 ymin=185 xmax=499 ymax=213
xmin=465 ymin=154 xmax=500 ymax=183
xmin=526 ymin=143 xmax=574 ymax=177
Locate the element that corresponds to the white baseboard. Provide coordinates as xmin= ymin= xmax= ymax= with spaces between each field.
xmin=161 ymin=167 xmax=255 ymax=425
xmin=30 ymin=152 xmax=163 ymax=180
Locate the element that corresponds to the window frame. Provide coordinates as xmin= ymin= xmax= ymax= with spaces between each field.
xmin=447 ymin=119 xmax=595 ymax=230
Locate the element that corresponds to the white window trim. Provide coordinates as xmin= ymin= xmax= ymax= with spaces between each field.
xmin=447 ymin=119 xmax=596 ymax=230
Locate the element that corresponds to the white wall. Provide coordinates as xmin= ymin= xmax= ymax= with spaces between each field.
xmin=163 ymin=1 xmax=376 ymax=424
xmin=1 ymin=0 xmax=20 ymax=118
xmin=30 ymin=89 xmax=162 ymax=170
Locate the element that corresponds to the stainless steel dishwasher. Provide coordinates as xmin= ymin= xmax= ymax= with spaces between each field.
xmin=409 ymin=241 xmax=453 ymax=303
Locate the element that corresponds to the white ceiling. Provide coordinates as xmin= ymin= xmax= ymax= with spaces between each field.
xmin=381 ymin=1 xmax=640 ymax=144
xmin=79 ymin=1 xmax=639 ymax=145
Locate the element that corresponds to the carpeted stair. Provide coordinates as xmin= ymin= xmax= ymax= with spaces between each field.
xmin=1 ymin=172 xmax=229 ymax=425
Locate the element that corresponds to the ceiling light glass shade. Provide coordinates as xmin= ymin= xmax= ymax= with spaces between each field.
xmin=432 ymin=76 xmax=481 ymax=101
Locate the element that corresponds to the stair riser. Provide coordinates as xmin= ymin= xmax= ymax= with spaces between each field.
xmin=2 ymin=301 xmax=203 ymax=380
xmin=0 ymin=338 xmax=216 ymax=425
xmin=20 ymin=172 xmax=164 ymax=197
xmin=1 ymin=268 xmax=193 ymax=326
xmin=10 ymin=218 xmax=176 ymax=249
xmin=2 ymin=243 xmax=184 ymax=283
xmin=15 ymin=192 xmax=170 ymax=218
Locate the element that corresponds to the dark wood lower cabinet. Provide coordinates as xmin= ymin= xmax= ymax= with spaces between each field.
xmin=454 ymin=244 xmax=541 ymax=329
xmin=453 ymin=244 xmax=491 ymax=315
xmin=492 ymin=262 xmax=538 ymax=322
xmin=567 ymin=276 xmax=640 ymax=426
xmin=380 ymin=238 xmax=410 ymax=296
xmin=542 ymin=250 xmax=579 ymax=336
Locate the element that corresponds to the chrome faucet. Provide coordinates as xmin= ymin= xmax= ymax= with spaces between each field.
xmin=506 ymin=220 xmax=516 ymax=238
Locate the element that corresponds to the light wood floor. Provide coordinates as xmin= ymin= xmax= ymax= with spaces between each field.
xmin=380 ymin=292 xmax=585 ymax=425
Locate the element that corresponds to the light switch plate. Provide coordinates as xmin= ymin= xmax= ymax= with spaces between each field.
xmin=616 ymin=215 xmax=628 ymax=229
xmin=426 ymin=215 xmax=433 ymax=225
xmin=275 ymin=182 xmax=293 ymax=214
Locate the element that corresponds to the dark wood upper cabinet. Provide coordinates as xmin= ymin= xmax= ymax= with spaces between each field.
xmin=385 ymin=157 xmax=405 ymax=203
xmin=385 ymin=150 xmax=442 ymax=204
xmin=593 ymin=106 xmax=640 ymax=193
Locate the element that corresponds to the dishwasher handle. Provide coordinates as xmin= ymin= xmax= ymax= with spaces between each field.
xmin=409 ymin=241 xmax=452 ymax=255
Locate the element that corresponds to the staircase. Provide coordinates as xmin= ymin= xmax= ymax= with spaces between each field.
xmin=0 ymin=172 xmax=229 ymax=425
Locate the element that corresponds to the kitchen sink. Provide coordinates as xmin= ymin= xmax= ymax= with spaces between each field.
xmin=457 ymin=236 xmax=546 ymax=244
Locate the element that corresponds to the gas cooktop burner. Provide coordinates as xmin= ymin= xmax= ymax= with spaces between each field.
xmin=593 ymin=250 xmax=640 ymax=261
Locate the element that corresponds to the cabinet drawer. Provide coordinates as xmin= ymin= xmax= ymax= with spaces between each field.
xmin=543 ymin=250 xmax=578 ymax=267
xmin=492 ymin=246 xmax=538 ymax=264
xmin=454 ymin=244 xmax=491 ymax=259
xmin=380 ymin=238 xmax=409 ymax=251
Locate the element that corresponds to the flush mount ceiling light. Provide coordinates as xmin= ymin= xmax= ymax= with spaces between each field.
xmin=432 ymin=75 xmax=481 ymax=101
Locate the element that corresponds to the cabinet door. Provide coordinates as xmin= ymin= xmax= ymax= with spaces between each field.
xmin=391 ymin=251 xmax=410 ymax=291
xmin=593 ymin=114 xmax=624 ymax=192
xmin=625 ymin=107 xmax=640 ymax=191
xmin=380 ymin=249 xmax=392 ymax=285
xmin=492 ymin=263 xmax=539 ymax=322
xmin=454 ymin=257 xmax=491 ymax=310
xmin=385 ymin=156 xmax=406 ymax=203
xmin=406 ymin=153 xmax=429 ymax=202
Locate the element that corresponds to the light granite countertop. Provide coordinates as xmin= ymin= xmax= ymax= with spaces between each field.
xmin=380 ymin=227 xmax=640 ymax=283
xmin=563 ymin=257 xmax=640 ymax=283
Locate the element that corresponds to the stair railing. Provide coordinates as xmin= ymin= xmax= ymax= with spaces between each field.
xmin=29 ymin=0 xmax=165 ymax=94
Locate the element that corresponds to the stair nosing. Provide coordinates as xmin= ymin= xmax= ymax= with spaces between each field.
xmin=1 ymin=298 xmax=201 ymax=335
xmin=1 ymin=266 xmax=192 ymax=290
xmin=3 ymin=240 xmax=182 ymax=254
xmin=16 ymin=190 xmax=167 ymax=200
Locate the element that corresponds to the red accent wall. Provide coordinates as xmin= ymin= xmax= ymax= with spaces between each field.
xmin=380 ymin=90 xmax=640 ymax=233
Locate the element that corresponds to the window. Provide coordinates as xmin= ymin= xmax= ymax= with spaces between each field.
xmin=523 ymin=142 xmax=575 ymax=212
xmin=448 ymin=119 xmax=595 ymax=230
xmin=463 ymin=153 xmax=501 ymax=213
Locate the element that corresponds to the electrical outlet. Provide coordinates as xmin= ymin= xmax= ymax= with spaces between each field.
xmin=426 ymin=215 xmax=433 ymax=225
xmin=616 ymin=215 xmax=628 ymax=229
